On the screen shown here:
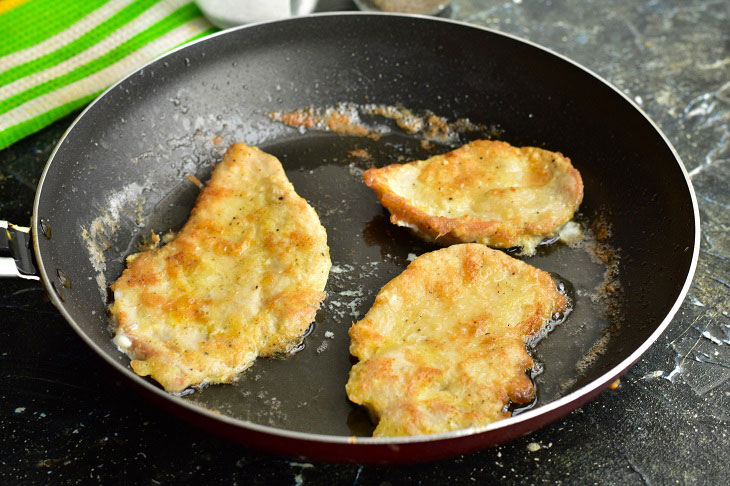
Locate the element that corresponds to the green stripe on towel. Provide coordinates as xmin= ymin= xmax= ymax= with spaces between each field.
xmin=0 ymin=92 xmax=98 ymax=149
xmin=0 ymin=0 xmax=160 ymax=86
xmin=0 ymin=0 xmax=215 ymax=150
xmin=0 ymin=2 xmax=201 ymax=115
xmin=0 ymin=0 xmax=109 ymax=57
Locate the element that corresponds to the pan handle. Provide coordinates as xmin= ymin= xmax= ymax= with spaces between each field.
xmin=0 ymin=221 xmax=39 ymax=280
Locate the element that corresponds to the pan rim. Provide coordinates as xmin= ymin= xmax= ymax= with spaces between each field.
xmin=32 ymin=11 xmax=701 ymax=446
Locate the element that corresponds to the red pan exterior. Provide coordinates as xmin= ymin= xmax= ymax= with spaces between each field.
xmin=131 ymin=365 xmax=628 ymax=463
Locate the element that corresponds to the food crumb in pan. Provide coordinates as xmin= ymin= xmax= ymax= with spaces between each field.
xmin=316 ymin=340 xmax=329 ymax=354
xmin=161 ymin=229 xmax=175 ymax=244
xmin=186 ymin=173 xmax=204 ymax=189
xmin=137 ymin=230 xmax=161 ymax=251
xmin=348 ymin=148 xmax=372 ymax=161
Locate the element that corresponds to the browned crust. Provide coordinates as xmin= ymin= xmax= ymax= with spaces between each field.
xmin=110 ymin=143 xmax=330 ymax=392
xmin=363 ymin=140 xmax=584 ymax=250
xmin=346 ymin=244 xmax=567 ymax=437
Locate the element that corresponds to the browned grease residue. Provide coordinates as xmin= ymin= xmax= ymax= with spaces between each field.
xmin=571 ymin=209 xmax=624 ymax=377
xmin=586 ymin=211 xmax=623 ymax=326
xmin=268 ymin=103 xmax=497 ymax=143
xmin=269 ymin=105 xmax=378 ymax=140
xmin=326 ymin=112 xmax=372 ymax=138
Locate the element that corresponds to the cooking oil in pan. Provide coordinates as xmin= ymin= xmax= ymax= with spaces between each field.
xmin=93 ymin=128 xmax=622 ymax=436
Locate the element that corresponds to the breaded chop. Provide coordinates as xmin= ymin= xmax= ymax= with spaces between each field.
xmin=363 ymin=139 xmax=583 ymax=255
xmin=346 ymin=244 xmax=566 ymax=437
xmin=110 ymin=143 xmax=331 ymax=393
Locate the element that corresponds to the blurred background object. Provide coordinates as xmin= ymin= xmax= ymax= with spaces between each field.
xmin=353 ymin=0 xmax=451 ymax=15
xmin=194 ymin=0 xmax=319 ymax=28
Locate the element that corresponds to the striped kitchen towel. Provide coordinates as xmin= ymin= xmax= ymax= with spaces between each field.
xmin=0 ymin=0 xmax=217 ymax=150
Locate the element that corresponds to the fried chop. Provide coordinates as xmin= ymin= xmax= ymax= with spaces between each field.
xmin=346 ymin=243 xmax=566 ymax=437
xmin=110 ymin=143 xmax=331 ymax=392
xmin=363 ymin=139 xmax=583 ymax=255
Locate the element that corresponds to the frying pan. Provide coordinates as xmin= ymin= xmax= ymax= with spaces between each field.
xmin=1 ymin=13 xmax=699 ymax=463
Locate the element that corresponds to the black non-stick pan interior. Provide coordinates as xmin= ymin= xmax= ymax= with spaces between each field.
xmin=35 ymin=14 xmax=696 ymax=438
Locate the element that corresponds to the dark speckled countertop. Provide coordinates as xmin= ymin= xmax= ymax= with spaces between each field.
xmin=1 ymin=0 xmax=728 ymax=484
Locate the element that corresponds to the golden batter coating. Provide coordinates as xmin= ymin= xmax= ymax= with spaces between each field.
xmin=110 ymin=143 xmax=331 ymax=392
xmin=363 ymin=140 xmax=583 ymax=255
xmin=346 ymin=244 xmax=566 ymax=437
